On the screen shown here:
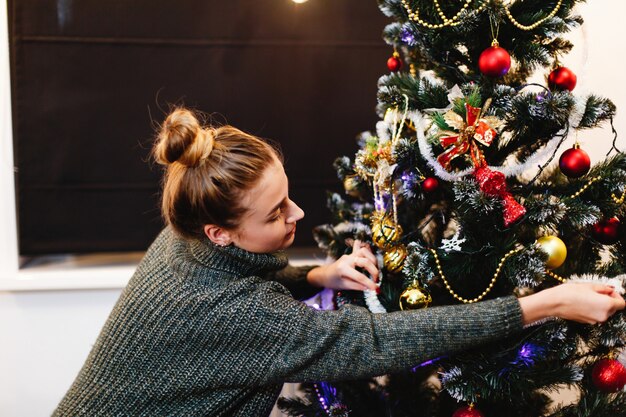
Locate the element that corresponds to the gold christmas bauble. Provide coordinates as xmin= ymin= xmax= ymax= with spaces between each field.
xmin=536 ymin=235 xmax=567 ymax=269
xmin=399 ymin=282 xmax=432 ymax=310
xmin=343 ymin=175 xmax=361 ymax=197
xmin=384 ymin=244 xmax=407 ymax=273
xmin=371 ymin=214 xmax=403 ymax=249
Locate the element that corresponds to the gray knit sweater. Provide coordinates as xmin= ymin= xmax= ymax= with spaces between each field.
xmin=53 ymin=227 xmax=523 ymax=417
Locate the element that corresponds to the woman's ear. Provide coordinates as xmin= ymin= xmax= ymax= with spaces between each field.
xmin=203 ymin=224 xmax=233 ymax=247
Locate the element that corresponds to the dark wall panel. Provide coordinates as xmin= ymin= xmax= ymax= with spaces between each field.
xmin=10 ymin=0 xmax=390 ymax=254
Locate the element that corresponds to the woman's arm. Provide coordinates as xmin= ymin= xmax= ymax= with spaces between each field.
xmin=199 ymin=278 xmax=623 ymax=389
xmin=519 ymin=282 xmax=625 ymax=325
xmin=204 ymin=281 xmax=523 ymax=388
xmin=265 ymin=264 xmax=321 ymax=300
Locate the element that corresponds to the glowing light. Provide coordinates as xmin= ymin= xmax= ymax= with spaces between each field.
xmin=411 ymin=356 xmax=445 ymax=372
xmin=513 ymin=342 xmax=545 ymax=367
xmin=400 ymin=27 xmax=417 ymax=46
xmin=292 ymin=0 xmax=309 ymax=3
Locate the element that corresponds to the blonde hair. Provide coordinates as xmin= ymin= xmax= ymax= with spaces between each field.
xmin=153 ymin=108 xmax=281 ymax=239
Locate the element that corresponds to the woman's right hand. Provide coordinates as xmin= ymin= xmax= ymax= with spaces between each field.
xmin=519 ymin=282 xmax=626 ymax=325
xmin=306 ymin=240 xmax=379 ymax=292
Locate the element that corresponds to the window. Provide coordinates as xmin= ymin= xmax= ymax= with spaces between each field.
xmin=2 ymin=0 xmax=388 ymax=289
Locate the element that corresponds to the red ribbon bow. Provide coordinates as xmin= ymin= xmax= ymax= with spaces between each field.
xmin=437 ymin=103 xmax=497 ymax=170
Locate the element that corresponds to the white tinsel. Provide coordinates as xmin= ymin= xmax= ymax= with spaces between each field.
xmin=568 ymin=274 xmax=626 ymax=294
xmin=376 ymin=120 xmax=391 ymax=143
xmin=363 ymin=288 xmax=387 ymax=314
xmin=333 ymin=221 xmax=371 ymax=235
xmin=363 ymin=252 xmax=387 ymax=313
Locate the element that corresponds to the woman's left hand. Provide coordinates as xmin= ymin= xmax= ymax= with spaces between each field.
xmin=306 ymin=240 xmax=379 ymax=291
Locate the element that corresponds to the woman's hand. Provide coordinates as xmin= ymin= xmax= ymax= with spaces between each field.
xmin=307 ymin=240 xmax=379 ymax=291
xmin=519 ymin=282 xmax=626 ymax=325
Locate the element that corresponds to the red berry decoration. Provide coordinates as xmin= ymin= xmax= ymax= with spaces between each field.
xmin=592 ymin=217 xmax=621 ymax=245
xmin=548 ymin=66 xmax=577 ymax=91
xmin=452 ymin=405 xmax=485 ymax=417
xmin=592 ymin=358 xmax=626 ymax=393
xmin=559 ymin=145 xmax=590 ymax=178
xmin=478 ymin=42 xmax=511 ymax=77
xmin=422 ymin=177 xmax=439 ymax=193
xmin=387 ymin=52 xmax=403 ymax=72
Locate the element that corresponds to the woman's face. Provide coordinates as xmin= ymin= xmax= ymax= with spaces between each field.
xmin=228 ymin=159 xmax=305 ymax=253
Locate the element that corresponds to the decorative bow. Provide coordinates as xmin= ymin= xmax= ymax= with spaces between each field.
xmin=437 ymin=102 xmax=501 ymax=170
xmin=474 ymin=164 xmax=526 ymax=227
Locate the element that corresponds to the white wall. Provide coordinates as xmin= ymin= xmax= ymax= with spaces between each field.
xmin=0 ymin=290 xmax=122 ymax=415
xmin=1 ymin=2 xmax=626 ymax=417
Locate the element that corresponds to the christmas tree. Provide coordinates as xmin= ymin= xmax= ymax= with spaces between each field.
xmin=279 ymin=1 xmax=626 ymax=416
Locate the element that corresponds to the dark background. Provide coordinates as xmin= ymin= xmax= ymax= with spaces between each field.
xmin=9 ymin=0 xmax=390 ymax=254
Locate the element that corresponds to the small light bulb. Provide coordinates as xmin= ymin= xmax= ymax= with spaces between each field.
xmin=292 ymin=0 xmax=309 ymax=3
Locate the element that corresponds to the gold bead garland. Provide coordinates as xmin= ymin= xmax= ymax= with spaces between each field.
xmin=568 ymin=176 xmax=602 ymax=199
xmin=401 ymin=0 xmax=487 ymax=29
xmin=401 ymin=0 xmax=562 ymax=31
xmin=433 ymin=0 xmax=471 ymax=25
xmin=564 ymin=175 xmax=625 ymax=206
xmin=504 ymin=0 xmax=563 ymax=31
xmin=546 ymin=270 xmax=567 ymax=283
xmin=612 ymin=189 xmax=626 ymax=205
xmin=429 ymin=247 xmax=522 ymax=304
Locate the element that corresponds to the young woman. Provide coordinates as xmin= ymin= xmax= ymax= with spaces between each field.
xmin=54 ymin=108 xmax=625 ymax=417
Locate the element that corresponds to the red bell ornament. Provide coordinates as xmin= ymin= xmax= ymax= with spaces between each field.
xmin=592 ymin=217 xmax=621 ymax=245
xmin=474 ymin=165 xmax=526 ymax=227
xmin=478 ymin=41 xmax=511 ymax=77
xmin=559 ymin=144 xmax=590 ymax=178
xmin=592 ymin=358 xmax=626 ymax=393
xmin=422 ymin=177 xmax=439 ymax=193
xmin=548 ymin=66 xmax=577 ymax=91
xmin=387 ymin=51 xmax=403 ymax=72
xmin=452 ymin=405 xmax=485 ymax=417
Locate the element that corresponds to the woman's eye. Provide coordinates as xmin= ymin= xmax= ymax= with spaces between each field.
xmin=270 ymin=209 xmax=283 ymax=222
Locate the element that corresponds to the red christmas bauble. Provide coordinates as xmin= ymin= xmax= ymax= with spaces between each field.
xmin=548 ymin=66 xmax=577 ymax=91
xmin=559 ymin=146 xmax=590 ymax=178
xmin=592 ymin=358 xmax=626 ymax=393
xmin=452 ymin=405 xmax=485 ymax=417
xmin=592 ymin=217 xmax=621 ymax=245
xmin=478 ymin=45 xmax=511 ymax=77
xmin=387 ymin=55 xmax=403 ymax=72
xmin=422 ymin=177 xmax=439 ymax=193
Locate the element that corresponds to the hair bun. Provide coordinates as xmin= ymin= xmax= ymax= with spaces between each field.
xmin=154 ymin=108 xmax=214 ymax=167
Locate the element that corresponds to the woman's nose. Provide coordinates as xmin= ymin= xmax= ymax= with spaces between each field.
xmin=286 ymin=200 xmax=305 ymax=223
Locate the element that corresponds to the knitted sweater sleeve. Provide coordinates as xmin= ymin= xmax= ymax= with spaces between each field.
xmin=264 ymin=265 xmax=321 ymax=300
xmin=204 ymin=280 xmax=523 ymax=387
